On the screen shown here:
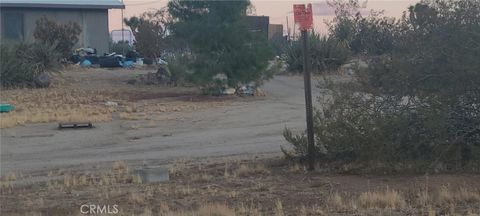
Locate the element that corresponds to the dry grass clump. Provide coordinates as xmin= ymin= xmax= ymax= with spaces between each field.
xmin=0 ymin=88 xmax=115 ymax=128
xmin=274 ymin=199 xmax=285 ymax=216
xmin=198 ymin=203 xmax=236 ymax=216
xmin=0 ymin=172 xmax=18 ymax=192
xmin=191 ymin=173 xmax=213 ymax=183
xmin=169 ymin=159 xmax=188 ymax=177
xmin=128 ymin=192 xmax=146 ymax=204
xmin=327 ymin=192 xmax=346 ymax=210
xmin=234 ymin=164 xmax=270 ymax=177
xmin=358 ymin=189 xmax=406 ymax=209
xmin=4 ymin=172 xmax=17 ymax=182
xmin=61 ymin=161 xmax=141 ymax=188
xmin=113 ymin=161 xmax=129 ymax=173
xmin=119 ymin=112 xmax=146 ymax=120
xmin=455 ymin=188 xmax=480 ymax=203
xmin=437 ymin=186 xmax=480 ymax=204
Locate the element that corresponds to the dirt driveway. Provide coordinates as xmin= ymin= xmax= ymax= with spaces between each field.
xmin=1 ymin=72 xmax=315 ymax=175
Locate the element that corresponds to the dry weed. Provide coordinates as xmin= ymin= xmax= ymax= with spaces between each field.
xmin=275 ymin=199 xmax=284 ymax=216
xmin=198 ymin=203 xmax=235 ymax=216
xmin=237 ymin=202 xmax=262 ymax=216
xmin=455 ymin=188 xmax=480 ymax=203
xmin=358 ymin=189 xmax=406 ymax=209
xmin=128 ymin=192 xmax=146 ymax=204
xmin=234 ymin=164 xmax=270 ymax=177
xmin=169 ymin=159 xmax=187 ymax=177
xmin=191 ymin=173 xmax=213 ymax=183
xmin=327 ymin=192 xmax=345 ymax=210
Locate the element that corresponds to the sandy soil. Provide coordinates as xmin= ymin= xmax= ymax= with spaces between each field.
xmin=1 ymin=157 xmax=479 ymax=215
xmin=1 ymin=67 xmax=313 ymax=175
xmin=1 ymin=68 xmax=479 ymax=215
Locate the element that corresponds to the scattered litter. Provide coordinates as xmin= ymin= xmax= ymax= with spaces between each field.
xmin=58 ymin=122 xmax=93 ymax=129
xmin=105 ymin=101 xmax=118 ymax=107
xmin=0 ymin=103 xmax=14 ymax=113
xmin=121 ymin=60 xmax=135 ymax=69
xmin=222 ymin=88 xmax=236 ymax=95
xmin=75 ymin=47 xmax=97 ymax=56
xmin=136 ymin=58 xmax=144 ymax=66
xmin=157 ymin=58 xmax=168 ymax=65
xmin=80 ymin=59 xmax=92 ymax=67
xmin=237 ymin=83 xmax=256 ymax=96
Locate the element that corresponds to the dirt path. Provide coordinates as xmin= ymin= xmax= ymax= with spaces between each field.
xmin=1 ymin=75 xmax=315 ymax=175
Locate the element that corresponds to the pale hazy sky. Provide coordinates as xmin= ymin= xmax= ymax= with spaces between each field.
xmin=109 ymin=0 xmax=419 ymax=36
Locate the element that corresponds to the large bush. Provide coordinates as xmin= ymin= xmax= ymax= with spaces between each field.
xmin=165 ymin=54 xmax=192 ymax=86
xmin=33 ymin=16 xmax=81 ymax=58
xmin=124 ymin=9 xmax=169 ymax=60
xmin=285 ymin=32 xmax=350 ymax=73
xmin=168 ymin=0 xmax=273 ymax=88
xmin=283 ymin=0 xmax=480 ymax=171
xmin=109 ymin=40 xmax=134 ymax=55
xmin=0 ymin=43 xmax=61 ymax=87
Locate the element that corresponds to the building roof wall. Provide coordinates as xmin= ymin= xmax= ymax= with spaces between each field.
xmin=0 ymin=0 xmax=124 ymax=9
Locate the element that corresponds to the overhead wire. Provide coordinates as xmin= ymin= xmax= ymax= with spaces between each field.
xmin=123 ymin=0 xmax=162 ymax=7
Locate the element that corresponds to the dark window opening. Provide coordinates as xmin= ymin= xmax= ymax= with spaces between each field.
xmin=2 ymin=12 xmax=24 ymax=40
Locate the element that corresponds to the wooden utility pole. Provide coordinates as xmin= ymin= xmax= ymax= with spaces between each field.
xmin=301 ymin=29 xmax=315 ymax=171
xmin=294 ymin=3 xmax=315 ymax=171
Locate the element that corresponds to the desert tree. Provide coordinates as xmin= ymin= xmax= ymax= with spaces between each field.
xmin=167 ymin=0 xmax=273 ymax=88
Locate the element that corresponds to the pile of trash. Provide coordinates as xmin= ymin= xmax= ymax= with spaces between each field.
xmin=70 ymin=48 xmax=156 ymax=69
xmin=220 ymin=84 xmax=265 ymax=97
xmin=213 ymin=73 xmax=265 ymax=97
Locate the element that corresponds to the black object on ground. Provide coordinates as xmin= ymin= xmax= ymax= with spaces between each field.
xmin=84 ymin=56 xmax=100 ymax=65
xmin=58 ymin=122 xmax=94 ymax=129
xmin=99 ymin=56 xmax=122 ymax=68
xmin=143 ymin=57 xmax=154 ymax=65
xmin=70 ymin=55 xmax=82 ymax=64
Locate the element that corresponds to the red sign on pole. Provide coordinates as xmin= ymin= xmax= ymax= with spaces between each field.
xmin=293 ymin=3 xmax=313 ymax=30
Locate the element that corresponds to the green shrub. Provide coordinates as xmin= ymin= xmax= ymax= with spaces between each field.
xmin=285 ymin=33 xmax=350 ymax=73
xmin=109 ymin=40 xmax=134 ymax=55
xmin=283 ymin=0 xmax=480 ymax=171
xmin=33 ymin=16 xmax=81 ymax=58
xmin=165 ymin=54 xmax=191 ymax=86
xmin=0 ymin=43 xmax=61 ymax=88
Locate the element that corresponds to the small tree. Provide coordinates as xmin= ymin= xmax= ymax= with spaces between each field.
xmin=168 ymin=0 xmax=273 ymax=88
xmin=124 ymin=9 xmax=169 ymax=60
xmin=33 ymin=16 xmax=81 ymax=58
xmin=327 ymin=0 xmax=396 ymax=56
